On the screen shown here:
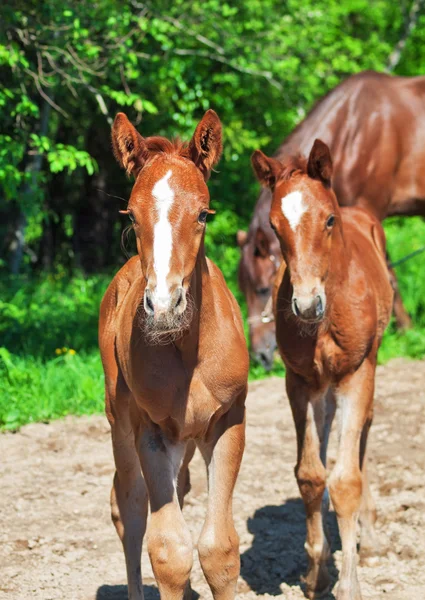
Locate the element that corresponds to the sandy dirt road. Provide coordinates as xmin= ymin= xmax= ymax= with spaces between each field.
xmin=1 ymin=358 xmax=424 ymax=600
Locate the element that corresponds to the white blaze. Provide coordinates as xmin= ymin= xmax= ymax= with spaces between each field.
xmin=152 ymin=170 xmax=174 ymax=306
xmin=281 ymin=191 xmax=307 ymax=231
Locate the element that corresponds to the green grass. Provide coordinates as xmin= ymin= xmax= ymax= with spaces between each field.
xmin=1 ymin=217 xmax=424 ymax=430
xmin=0 ymin=348 xmax=104 ymax=430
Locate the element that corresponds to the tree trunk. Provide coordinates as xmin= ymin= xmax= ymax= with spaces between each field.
xmin=9 ymin=98 xmax=51 ymax=274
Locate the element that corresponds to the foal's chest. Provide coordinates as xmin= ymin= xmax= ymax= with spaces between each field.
xmin=128 ymin=351 xmax=237 ymax=440
xmin=278 ymin=320 xmax=369 ymax=384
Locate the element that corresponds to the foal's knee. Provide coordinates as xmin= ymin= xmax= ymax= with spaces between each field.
xmin=147 ymin=524 xmax=193 ymax=591
xmin=329 ymin=469 xmax=362 ymax=517
xmin=296 ymin=461 xmax=327 ymax=510
xmin=198 ymin=525 xmax=240 ymax=593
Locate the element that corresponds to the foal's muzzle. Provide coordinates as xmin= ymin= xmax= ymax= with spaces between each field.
xmin=144 ymin=285 xmax=186 ymax=319
xmin=292 ymin=292 xmax=325 ymax=322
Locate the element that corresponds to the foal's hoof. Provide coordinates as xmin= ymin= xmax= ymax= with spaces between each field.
xmin=336 ymin=585 xmax=362 ymax=600
xmin=302 ymin=564 xmax=331 ymax=599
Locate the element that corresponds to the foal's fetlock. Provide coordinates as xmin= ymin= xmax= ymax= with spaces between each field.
xmin=198 ymin=529 xmax=240 ymax=597
xmin=303 ymin=542 xmax=331 ymax=599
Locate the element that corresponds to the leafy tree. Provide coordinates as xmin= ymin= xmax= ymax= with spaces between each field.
xmin=0 ymin=0 xmax=423 ymax=272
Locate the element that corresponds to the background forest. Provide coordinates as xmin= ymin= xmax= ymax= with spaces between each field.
xmin=1 ymin=0 xmax=425 ymax=429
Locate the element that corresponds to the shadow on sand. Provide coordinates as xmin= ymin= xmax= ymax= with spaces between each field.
xmin=240 ymin=497 xmax=341 ymax=598
xmin=96 ymin=585 xmax=158 ymax=600
xmin=96 ymin=584 xmax=200 ymax=600
xmin=97 ymin=498 xmax=340 ymax=599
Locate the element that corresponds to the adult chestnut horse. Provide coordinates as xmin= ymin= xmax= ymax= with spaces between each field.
xmin=240 ymin=70 xmax=425 ymax=368
xmin=99 ymin=110 xmax=249 ymax=599
xmin=251 ymin=140 xmax=393 ymax=600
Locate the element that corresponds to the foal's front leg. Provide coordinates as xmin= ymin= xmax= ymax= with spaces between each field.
xmin=197 ymin=399 xmax=246 ymax=600
xmin=138 ymin=427 xmax=193 ymax=600
xmin=329 ymin=359 xmax=376 ymax=600
xmin=286 ymin=369 xmax=332 ymax=599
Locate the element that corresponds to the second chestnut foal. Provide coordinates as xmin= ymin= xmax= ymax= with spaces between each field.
xmin=252 ymin=140 xmax=393 ymax=600
xmin=99 ymin=110 xmax=249 ymax=599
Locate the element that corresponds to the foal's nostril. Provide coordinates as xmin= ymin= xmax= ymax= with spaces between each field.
xmin=316 ymin=295 xmax=323 ymax=317
xmin=144 ymin=289 xmax=155 ymax=314
xmin=293 ymin=298 xmax=301 ymax=317
xmin=175 ymin=289 xmax=183 ymax=309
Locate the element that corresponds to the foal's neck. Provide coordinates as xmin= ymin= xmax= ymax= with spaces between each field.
xmin=324 ymin=223 xmax=350 ymax=308
xmin=174 ymin=240 xmax=207 ymax=353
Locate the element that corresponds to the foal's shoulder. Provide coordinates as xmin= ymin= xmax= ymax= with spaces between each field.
xmin=205 ymin=257 xmax=244 ymax=317
xmin=100 ymin=256 xmax=142 ymax=317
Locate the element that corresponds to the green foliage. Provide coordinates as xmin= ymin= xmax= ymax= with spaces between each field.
xmin=1 ymin=0 xmax=423 ymax=271
xmin=379 ymin=217 xmax=425 ymax=361
xmin=0 ymin=273 xmax=109 ymax=357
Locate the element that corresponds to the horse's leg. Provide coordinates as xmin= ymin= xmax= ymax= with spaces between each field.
xmin=109 ymin=394 xmax=148 ymax=600
xmin=286 ymin=369 xmax=331 ymax=599
xmin=197 ymin=399 xmax=246 ymax=600
xmin=329 ymin=359 xmax=375 ymax=600
xmin=138 ymin=427 xmax=193 ymax=600
xmin=358 ymin=413 xmax=379 ymax=559
xmin=388 ymin=260 xmax=412 ymax=330
xmin=320 ymin=390 xmax=336 ymax=548
xmin=177 ymin=440 xmax=196 ymax=509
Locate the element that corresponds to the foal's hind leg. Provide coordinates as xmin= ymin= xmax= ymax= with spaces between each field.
xmin=197 ymin=399 xmax=246 ymax=600
xmin=286 ymin=370 xmax=332 ymax=599
xmin=109 ymin=392 xmax=148 ymax=600
xmin=329 ymin=359 xmax=376 ymax=600
xmin=358 ymin=413 xmax=379 ymax=560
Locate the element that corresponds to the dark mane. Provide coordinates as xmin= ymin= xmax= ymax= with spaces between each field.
xmin=143 ymin=136 xmax=190 ymax=160
xmin=278 ymin=154 xmax=308 ymax=181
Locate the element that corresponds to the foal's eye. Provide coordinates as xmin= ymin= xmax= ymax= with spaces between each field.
xmin=198 ymin=210 xmax=209 ymax=224
xmin=128 ymin=212 xmax=135 ymax=223
xmin=326 ymin=214 xmax=335 ymax=229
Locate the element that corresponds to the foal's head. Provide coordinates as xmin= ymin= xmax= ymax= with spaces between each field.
xmin=112 ymin=110 xmax=222 ymax=341
xmin=251 ymin=140 xmax=340 ymax=323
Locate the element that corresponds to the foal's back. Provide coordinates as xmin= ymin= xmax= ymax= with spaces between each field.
xmin=339 ymin=206 xmax=393 ymax=340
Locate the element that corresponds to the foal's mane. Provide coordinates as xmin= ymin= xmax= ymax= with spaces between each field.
xmin=277 ymin=154 xmax=308 ymax=182
xmin=143 ymin=136 xmax=190 ymax=160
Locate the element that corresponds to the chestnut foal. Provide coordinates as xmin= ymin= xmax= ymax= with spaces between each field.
xmin=99 ymin=110 xmax=249 ymax=600
xmin=251 ymin=140 xmax=393 ymax=600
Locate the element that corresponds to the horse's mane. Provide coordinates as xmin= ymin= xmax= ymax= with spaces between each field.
xmin=278 ymin=154 xmax=308 ymax=182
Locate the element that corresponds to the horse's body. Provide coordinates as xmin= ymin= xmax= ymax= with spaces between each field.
xmin=252 ymin=140 xmax=393 ymax=600
xmin=240 ymin=70 xmax=425 ymax=367
xmin=99 ymin=111 xmax=249 ymax=599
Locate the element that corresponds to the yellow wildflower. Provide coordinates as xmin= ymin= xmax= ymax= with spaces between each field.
xmin=62 ymin=347 xmax=68 ymax=353
xmin=55 ymin=348 xmax=62 ymax=355
xmin=68 ymin=349 xmax=76 ymax=355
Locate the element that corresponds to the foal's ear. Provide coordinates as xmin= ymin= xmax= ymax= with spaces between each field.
xmin=111 ymin=113 xmax=146 ymax=177
xmin=189 ymin=109 xmax=223 ymax=180
xmin=307 ymin=139 xmax=332 ymax=187
xmin=251 ymin=150 xmax=283 ymax=189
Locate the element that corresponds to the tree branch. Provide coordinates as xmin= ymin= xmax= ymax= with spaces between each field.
xmin=173 ymin=49 xmax=283 ymax=91
xmin=386 ymin=0 xmax=425 ymax=71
